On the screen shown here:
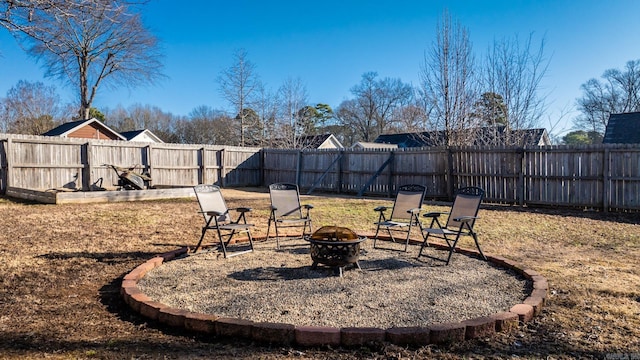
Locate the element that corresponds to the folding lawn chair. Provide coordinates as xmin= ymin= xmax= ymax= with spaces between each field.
xmin=192 ymin=184 xmax=254 ymax=258
xmin=373 ymin=184 xmax=426 ymax=251
xmin=418 ymin=186 xmax=486 ymax=265
xmin=266 ymin=183 xmax=313 ymax=249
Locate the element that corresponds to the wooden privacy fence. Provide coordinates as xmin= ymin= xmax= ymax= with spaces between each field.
xmin=262 ymin=145 xmax=640 ymax=212
xmin=0 ymin=134 xmax=262 ymax=192
xmin=1 ymin=134 xmax=639 ymax=211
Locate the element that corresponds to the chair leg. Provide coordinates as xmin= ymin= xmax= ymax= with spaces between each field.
xmin=216 ymin=228 xmax=228 ymax=258
xmin=373 ymin=225 xmax=381 ymax=248
xmin=385 ymin=227 xmax=395 ymax=244
xmin=194 ymin=228 xmax=207 ymax=253
xmin=266 ymin=217 xmax=273 ymax=242
xmin=418 ymin=232 xmax=431 ymax=257
xmin=404 ymin=222 xmax=414 ymax=252
xmin=304 ymin=219 xmax=312 ymax=237
xmin=247 ymin=230 xmax=255 ymax=252
xmin=471 ymin=231 xmax=486 ymax=260
xmin=445 ymin=233 xmax=463 ymax=265
xmin=274 ymin=222 xmax=281 ymax=250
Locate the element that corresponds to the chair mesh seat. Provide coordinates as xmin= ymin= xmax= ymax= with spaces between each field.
xmin=419 ymin=186 xmax=486 ymax=265
xmin=192 ymin=184 xmax=254 ymax=258
xmin=267 ymin=183 xmax=313 ymax=249
xmin=373 ymin=184 xmax=426 ymax=252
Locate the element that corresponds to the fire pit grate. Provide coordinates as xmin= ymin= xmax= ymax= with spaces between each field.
xmin=304 ymin=226 xmax=367 ymax=277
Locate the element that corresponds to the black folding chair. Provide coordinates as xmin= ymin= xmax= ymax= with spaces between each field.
xmin=418 ymin=187 xmax=486 ymax=264
xmin=193 ymin=184 xmax=254 ymax=258
xmin=373 ymin=184 xmax=426 ymax=251
xmin=266 ymin=183 xmax=313 ymax=249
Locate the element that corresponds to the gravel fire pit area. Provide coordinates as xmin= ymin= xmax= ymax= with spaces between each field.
xmin=136 ymin=238 xmax=530 ymax=330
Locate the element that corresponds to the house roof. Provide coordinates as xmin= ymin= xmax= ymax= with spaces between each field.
xmin=120 ymin=129 xmax=164 ymax=143
xmin=375 ymin=126 xmax=550 ymax=147
xmin=298 ymin=134 xmax=343 ymax=149
xmin=603 ymin=112 xmax=640 ymax=144
xmin=119 ymin=129 xmax=146 ymax=140
xmin=352 ymin=141 xmax=398 ymax=149
xmin=42 ymin=118 xmax=126 ymax=140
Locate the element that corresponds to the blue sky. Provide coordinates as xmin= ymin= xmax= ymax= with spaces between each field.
xmin=1 ymin=0 xmax=640 ymax=137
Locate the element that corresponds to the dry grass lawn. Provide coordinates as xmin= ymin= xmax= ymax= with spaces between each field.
xmin=0 ymin=187 xmax=639 ymax=359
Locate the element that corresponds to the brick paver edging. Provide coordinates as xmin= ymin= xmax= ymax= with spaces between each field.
xmin=121 ymin=236 xmax=547 ymax=347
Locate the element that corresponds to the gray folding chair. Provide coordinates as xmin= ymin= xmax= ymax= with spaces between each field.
xmin=193 ymin=184 xmax=254 ymax=258
xmin=266 ymin=183 xmax=313 ymax=249
xmin=418 ymin=186 xmax=486 ymax=264
xmin=373 ymin=184 xmax=426 ymax=251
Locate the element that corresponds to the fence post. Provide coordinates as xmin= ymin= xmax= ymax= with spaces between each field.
xmin=220 ymin=148 xmax=226 ymax=187
xmin=518 ymin=148 xmax=525 ymax=206
xmin=603 ymin=147 xmax=610 ymax=212
xmin=388 ymin=150 xmax=395 ymax=198
xmin=296 ymin=150 xmax=302 ymax=187
xmin=0 ymin=140 xmax=5 ymax=194
xmin=5 ymin=137 xmax=12 ymax=189
xmin=338 ymin=150 xmax=344 ymax=194
xmin=259 ymin=149 xmax=264 ymax=187
xmin=82 ymin=142 xmax=91 ymax=191
xmin=199 ymin=147 xmax=206 ymax=185
xmin=446 ymin=147 xmax=454 ymax=201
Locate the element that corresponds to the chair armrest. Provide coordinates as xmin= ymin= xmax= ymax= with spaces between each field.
xmin=406 ymin=207 xmax=421 ymax=214
xmin=303 ymin=204 xmax=314 ymax=209
xmin=235 ymin=207 xmax=252 ymax=213
xmin=423 ymin=211 xmax=446 ymax=218
xmin=203 ymin=210 xmax=226 ymax=216
xmin=454 ymin=216 xmax=478 ymax=223
xmin=374 ymin=206 xmax=388 ymax=212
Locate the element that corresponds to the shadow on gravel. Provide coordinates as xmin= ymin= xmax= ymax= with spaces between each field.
xmin=227 ymin=265 xmax=326 ymax=281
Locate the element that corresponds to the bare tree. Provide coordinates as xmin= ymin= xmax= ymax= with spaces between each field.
xmin=335 ymin=99 xmax=366 ymax=142
xmin=254 ymin=83 xmax=280 ymax=147
xmin=103 ymin=104 xmax=134 ymax=130
xmin=390 ymin=102 xmax=428 ymax=133
xmin=1 ymin=0 xmax=123 ymax=32
xmin=5 ymin=1 xmax=163 ymax=120
xmin=171 ymin=105 xmax=234 ymax=145
xmin=420 ymin=10 xmax=478 ymax=146
xmin=0 ymin=80 xmax=72 ymax=134
xmin=574 ymin=59 xmax=640 ymax=135
xmin=217 ymin=49 xmax=261 ymax=147
xmin=336 ymin=72 xmax=413 ymax=142
xmin=102 ymin=103 xmax=181 ymax=143
xmin=483 ymin=33 xmax=549 ymax=144
xmin=277 ymin=77 xmax=308 ymax=148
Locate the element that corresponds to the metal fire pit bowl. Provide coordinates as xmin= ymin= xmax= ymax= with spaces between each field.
xmin=304 ymin=226 xmax=367 ymax=277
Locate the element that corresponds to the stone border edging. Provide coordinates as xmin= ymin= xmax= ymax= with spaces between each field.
xmin=121 ymin=236 xmax=548 ymax=347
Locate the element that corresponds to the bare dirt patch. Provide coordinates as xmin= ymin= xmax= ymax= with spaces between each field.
xmin=1 ymin=188 xmax=639 ymax=359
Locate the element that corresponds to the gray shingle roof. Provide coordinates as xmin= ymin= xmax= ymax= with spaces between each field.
xmin=374 ymin=126 xmax=549 ymax=147
xmin=41 ymin=119 xmax=88 ymax=136
xmin=119 ymin=130 xmax=146 ymax=140
xmin=603 ymin=112 xmax=640 ymax=144
xmin=41 ymin=118 xmax=125 ymax=140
